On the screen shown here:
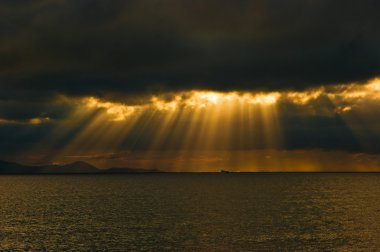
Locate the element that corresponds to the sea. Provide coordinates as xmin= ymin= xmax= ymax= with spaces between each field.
xmin=0 ymin=173 xmax=379 ymax=251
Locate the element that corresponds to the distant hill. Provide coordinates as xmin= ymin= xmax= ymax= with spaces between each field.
xmin=0 ymin=160 xmax=39 ymax=174
xmin=0 ymin=160 xmax=162 ymax=174
xmin=38 ymin=161 xmax=100 ymax=174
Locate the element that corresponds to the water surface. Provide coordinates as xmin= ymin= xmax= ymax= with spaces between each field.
xmin=1 ymin=173 xmax=380 ymax=251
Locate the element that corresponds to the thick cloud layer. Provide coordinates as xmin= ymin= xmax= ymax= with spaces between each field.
xmin=1 ymin=0 xmax=380 ymax=100
xmin=1 ymin=0 xmax=380 ymax=167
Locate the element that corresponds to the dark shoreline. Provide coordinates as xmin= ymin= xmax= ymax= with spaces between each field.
xmin=1 ymin=171 xmax=380 ymax=175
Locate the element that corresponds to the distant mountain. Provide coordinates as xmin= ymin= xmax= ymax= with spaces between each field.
xmin=39 ymin=161 xmax=100 ymax=174
xmin=0 ymin=160 xmax=39 ymax=173
xmin=0 ymin=160 xmax=161 ymax=174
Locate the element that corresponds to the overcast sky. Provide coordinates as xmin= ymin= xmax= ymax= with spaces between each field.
xmin=1 ymin=0 xmax=380 ymax=170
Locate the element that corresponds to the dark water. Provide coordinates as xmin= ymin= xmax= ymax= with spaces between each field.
xmin=1 ymin=174 xmax=380 ymax=251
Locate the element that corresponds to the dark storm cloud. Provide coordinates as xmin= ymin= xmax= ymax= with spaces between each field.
xmin=1 ymin=0 xmax=380 ymax=161
xmin=0 ymin=98 xmax=73 ymax=121
xmin=0 ymin=0 xmax=380 ymax=101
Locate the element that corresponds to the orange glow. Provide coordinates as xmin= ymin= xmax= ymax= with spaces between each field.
xmin=83 ymin=97 xmax=141 ymax=121
xmin=286 ymin=89 xmax=323 ymax=105
xmin=28 ymin=78 xmax=380 ymax=171
xmin=29 ymin=117 xmax=51 ymax=125
xmin=247 ymin=92 xmax=280 ymax=105
xmin=81 ymin=91 xmax=282 ymax=120
xmin=0 ymin=119 xmax=18 ymax=124
xmin=78 ymin=79 xmax=380 ymax=122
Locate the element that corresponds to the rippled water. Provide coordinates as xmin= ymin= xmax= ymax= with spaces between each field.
xmin=1 ymin=173 xmax=380 ymax=251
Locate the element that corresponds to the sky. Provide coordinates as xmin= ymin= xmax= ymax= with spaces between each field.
xmin=1 ymin=0 xmax=380 ymax=171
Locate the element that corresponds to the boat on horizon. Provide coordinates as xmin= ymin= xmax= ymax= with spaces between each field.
xmin=220 ymin=170 xmax=231 ymax=173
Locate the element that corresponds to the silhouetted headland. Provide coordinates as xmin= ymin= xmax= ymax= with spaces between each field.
xmin=0 ymin=160 xmax=162 ymax=174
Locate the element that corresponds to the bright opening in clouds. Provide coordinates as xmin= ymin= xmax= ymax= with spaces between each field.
xmin=1 ymin=0 xmax=380 ymax=171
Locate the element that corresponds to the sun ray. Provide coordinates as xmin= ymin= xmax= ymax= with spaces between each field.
xmin=27 ymin=81 xmax=380 ymax=170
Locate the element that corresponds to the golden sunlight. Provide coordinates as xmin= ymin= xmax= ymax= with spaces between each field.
xmin=81 ymin=91 xmax=282 ymax=121
xmin=83 ymin=97 xmax=141 ymax=121
xmin=31 ymin=78 xmax=380 ymax=171
xmin=78 ymin=79 xmax=380 ymax=123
